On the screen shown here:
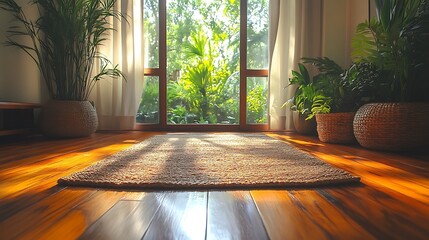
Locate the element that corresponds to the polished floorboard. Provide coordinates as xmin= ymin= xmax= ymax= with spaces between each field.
xmin=0 ymin=131 xmax=428 ymax=240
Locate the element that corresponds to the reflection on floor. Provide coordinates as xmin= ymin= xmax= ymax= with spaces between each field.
xmin=0 ymin=131 xmax=428 ymax=239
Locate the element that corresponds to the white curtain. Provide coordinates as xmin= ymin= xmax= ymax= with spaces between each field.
xmin=269 ymin=0 xmax=323 ymax=131
xmin=93 ymin=0 xmax=144 ymax=130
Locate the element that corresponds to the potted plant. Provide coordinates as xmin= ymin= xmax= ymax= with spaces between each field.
xmin=352 ymin=0 xmax=429 ymax=151
xmin=0 ymin=0 xmax=125 ymax=137
xmin=283 ymin=63 xmax=317 ymax=135
xmin=303 ymin=57 xmax=363 ymax=144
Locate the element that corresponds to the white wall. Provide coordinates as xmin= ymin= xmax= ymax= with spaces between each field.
xmin=345 ymin=0 xmax=370 ymax=66
xmin=323 ymin=0 xmax=369 ymax=68
xmin=322 ymin=0 xmax=347 ymax=67
xmin=0 ymin=0 xmax=46 ymax=104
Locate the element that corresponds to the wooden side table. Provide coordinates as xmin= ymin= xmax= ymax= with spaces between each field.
xmin=0 ymin=102 xmax=42 ymax=136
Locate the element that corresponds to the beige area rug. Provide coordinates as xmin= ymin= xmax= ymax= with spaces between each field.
xmin=58 ymin=133 xmax=360 ymax=189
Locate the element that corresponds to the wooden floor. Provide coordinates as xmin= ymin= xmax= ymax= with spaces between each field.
xmin=0 ymin=131 xmax=428 ymax=240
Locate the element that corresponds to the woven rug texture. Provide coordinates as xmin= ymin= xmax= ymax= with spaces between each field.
xmin=58 ymin=133 xmax=359 ymax=189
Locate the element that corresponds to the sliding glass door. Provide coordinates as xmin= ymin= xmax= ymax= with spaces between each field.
xmin=137 ymin=0 xmax=269 ymax=131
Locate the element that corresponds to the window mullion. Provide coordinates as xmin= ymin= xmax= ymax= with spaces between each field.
xmin=159 ymin=0 xmax=167 ymax=128
xmin=239 ymin=0 xmax=248 ymax=129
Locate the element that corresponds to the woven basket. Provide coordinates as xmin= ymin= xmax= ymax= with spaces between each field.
xmin=40 ymin=100 xmax=98 ymax=138
xmin=315 ymin=112 xmax=356 ymax=144
xmin=353 ymin=103 xmax=429 ymax=151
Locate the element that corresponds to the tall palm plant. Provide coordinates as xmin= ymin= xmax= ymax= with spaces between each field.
xmin=182 ymin=33 xmax=213 ymax=121
xmin=0 ymin=0 xmax=125 ymax=100
xmin=352 ymin=0 xmax=429 ymax=102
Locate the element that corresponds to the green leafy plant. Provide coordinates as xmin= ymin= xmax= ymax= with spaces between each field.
xmin=283 ymin=60 xmax=347 ymax=120
xmin=352 ymin=0 xmax=429 ymax=102
xmin=247 ymin=84 xmax=267 ymax=123
xmin=167 ymin=29 xmax=245 ymax=124
xmin=0 ymin=0 xmax=125 ymax=100
xmin=168 ymin=105 xmax=188 ymax=124
xmin=300 ymin=58 xmax=350 ymax=116
xmin=297 ymin=57 xmax=366 ymax=118
xmin=292 ymin=85 xmax=319 ymax=117
xmin=343 ymin=62 xmax=391 ymax=103
xmin=137 ymin=78 xmax=159 ymax=123
xmin=310 ymin=95 xmax=332 ymax=115
xmin=283 ymin=63 xmax=314 ymax=116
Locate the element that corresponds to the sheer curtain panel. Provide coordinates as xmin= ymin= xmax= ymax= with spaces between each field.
xmin=93 ymin=0 xmax=145 ymax=130
xmin=269 ymin=0 xmax=323 ymax=130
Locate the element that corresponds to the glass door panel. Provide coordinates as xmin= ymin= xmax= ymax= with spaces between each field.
xmin=166 ymin=0 xmax=240 ymax=125
xmin=137 ymin=0 xmax=270 ymax=130
xmin=144 ymin=0 xmax=159 ymax=68
xmin=247 ymin=0 xmax=269 ymax=69
xmin=246 ymin=77 xmax=268 ymax=124
xmin=137 ymin=76 xmax=159 ymax=124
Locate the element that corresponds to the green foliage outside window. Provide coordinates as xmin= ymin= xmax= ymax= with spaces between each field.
xmin=138 ymin=0 xmax=269 ymax=124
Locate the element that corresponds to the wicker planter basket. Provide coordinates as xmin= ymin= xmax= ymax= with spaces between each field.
xmin=353 ymin=103 xmax=429 ymax=151
xmin=40 ymin=100 xmax=98 ymax=138
xmin=315 ymin=112 xmax=356 ymax=144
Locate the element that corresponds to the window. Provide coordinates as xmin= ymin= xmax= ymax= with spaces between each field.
xmin=137 ymin=0 xmax=269 ymax=130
